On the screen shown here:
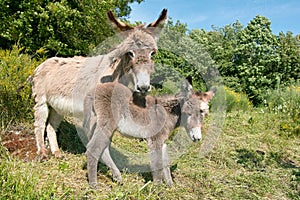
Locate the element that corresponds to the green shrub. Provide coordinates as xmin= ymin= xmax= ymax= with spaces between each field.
xmin=263 ymin=84 xmax=300 ymax=136
xmin=0 ymin=45 xmax=45 ymax=128
xmin=224 ymin=86 xmax=252 ymax=112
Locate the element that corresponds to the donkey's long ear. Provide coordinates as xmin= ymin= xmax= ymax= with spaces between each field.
xmin=180 ymin=77 xmax=194 ymax=98
xmin=107 ymin=11 xmax=134 ymax=32
xmin=197 ymin=87 xmax=217 ymax=103
xmin=147 ymin=9 xmax=168 ymax=28
xmin=147 ymin=9 xmax=168 ymax=39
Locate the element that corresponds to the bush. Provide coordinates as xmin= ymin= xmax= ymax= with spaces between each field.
xmin=263 ymin=84 xmax=300 ymax=136
xmin=224 ymin=86 xmax=252 ymax=112
xmin=0 ymin=45 xmax=45 ymax=128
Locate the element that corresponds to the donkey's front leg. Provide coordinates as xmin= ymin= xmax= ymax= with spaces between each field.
xmin=86 ymin=149 xmax=100 ymax=189
xmin=162 ymin=143 xmax=173 ymax=186
xmin=149 ymin=142 xmax=173 ymax=186
xmin=149 ymin=143 xmax=164 ymax=184
xmin=86 ymin=129 xmax=110 ymax=188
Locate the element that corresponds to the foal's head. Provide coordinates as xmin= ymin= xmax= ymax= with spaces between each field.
xmin=179 ymin=80 xmax=216 ymax=141
xmin=107 ymin=9 xmax=167 ymax=94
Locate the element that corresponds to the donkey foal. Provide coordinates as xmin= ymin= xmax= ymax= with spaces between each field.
xmin=84 ymin=82 xmax=215 ymax=188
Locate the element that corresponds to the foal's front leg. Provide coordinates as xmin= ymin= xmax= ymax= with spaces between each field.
xmin=148 ymin=141 xmax=173 ymax=185
xmin=162 ymin=143 xmax=173 ymax=186
xmin=86 ymin=128 xmax=110 ymax=188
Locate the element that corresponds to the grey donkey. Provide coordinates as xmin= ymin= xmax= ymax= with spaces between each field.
xmin=32 ymin=9 xmax=167 ymax=159
xmin=83 ymin=80 xmax=216 ymax=188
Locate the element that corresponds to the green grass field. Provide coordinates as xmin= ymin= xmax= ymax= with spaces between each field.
xmin=1 ymin=108 xmax=299 ymax=199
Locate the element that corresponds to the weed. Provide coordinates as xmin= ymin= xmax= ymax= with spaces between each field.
xmin=263 ymin=84 xmax=300 ymax=136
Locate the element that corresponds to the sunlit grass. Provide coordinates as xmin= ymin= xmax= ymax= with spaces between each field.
xmin=1 ymin=109 xmax=299 ymax=199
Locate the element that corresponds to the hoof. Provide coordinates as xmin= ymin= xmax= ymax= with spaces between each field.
xmin=113 ymin=174 xmax=122 ymax=184
xmin=53 ymin=151 xmax=62 ymax=159
xmin=35 ymin=150 xmax=48 ymax=162
xmin=165 ymin=179 xmax=174 ymax=186
xmin=89 ymin=182 xmax=98 ymax=190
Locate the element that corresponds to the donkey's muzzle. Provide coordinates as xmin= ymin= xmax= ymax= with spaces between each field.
xmin=137 ymin=85 xmax=151 ymax=94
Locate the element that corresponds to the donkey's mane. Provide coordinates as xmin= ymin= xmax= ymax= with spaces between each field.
xmin=131 ymin=92 xmax=183 ymax=117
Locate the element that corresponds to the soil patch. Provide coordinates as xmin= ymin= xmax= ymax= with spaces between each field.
xmin=1 ymin=129 xmax=37 ymax=161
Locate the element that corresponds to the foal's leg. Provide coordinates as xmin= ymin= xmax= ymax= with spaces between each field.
xmin=162 ymin=143 xmax=173 ymax=186
xmin=46 ymin=109 xmax=63 ymax=158
xmin=33 ymin=99 xmax=49 ymax=159
xmin=86 ymin=127 xmax=111 ymax=188
xmin=148 ymin=140 xmax=173 ymax=185
xmin=148 ymin=142 xmax=164 ymax=184
xmin=150 ymin=150 xmax=163 ymax=183
xmin=100 ymin=146 xmax=122 ymax=182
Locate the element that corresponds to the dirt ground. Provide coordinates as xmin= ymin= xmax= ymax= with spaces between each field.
xmin=1 ymin=128 xmax=37 ymax=161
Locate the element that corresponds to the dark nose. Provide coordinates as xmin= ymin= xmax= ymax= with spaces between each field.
xmin=137 ymin=85 xmax=151 ymax=94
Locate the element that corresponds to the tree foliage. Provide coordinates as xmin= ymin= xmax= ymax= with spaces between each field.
xmin=190 ymin=16 xmax=299 ymax=105
xmin=0 ymin=0 xmax=143 ymax=56
xmin=153 ymin=19 xmax=217 ymax=92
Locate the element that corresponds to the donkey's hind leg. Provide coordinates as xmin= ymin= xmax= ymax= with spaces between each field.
xmin=34 ymin=101 xmax=49 ymax=160
xmin=46 ymin=108 xmax=63 ymax=158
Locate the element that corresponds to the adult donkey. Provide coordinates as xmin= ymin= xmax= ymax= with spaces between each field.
xmin=83 ymin=80 xmax=216 ymax=187
xmin=32 ymin=9 xmax=167 ymax=159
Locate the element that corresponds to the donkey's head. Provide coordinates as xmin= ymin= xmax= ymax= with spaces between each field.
xmin=107 ymin=9 xmax=167 ymax=94
xmin=179 ymin=80 xmax=216 ymax=142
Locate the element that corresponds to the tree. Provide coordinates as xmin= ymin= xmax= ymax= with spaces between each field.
xmin=0 ymin=0 xmax=143 ymax=56
xmin=233 ymin=15 xmax=280 ymax=104
xmin=190 ymin=21 xmax=243 ymax=91
xmin=277 ymin=31 xmax=300 ymax=84
xmin=152 ymin=19 xmax=217 ymax=92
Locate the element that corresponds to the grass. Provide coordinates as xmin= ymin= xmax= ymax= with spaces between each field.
xmin=1 ymin=109 xmax=299 ymax=199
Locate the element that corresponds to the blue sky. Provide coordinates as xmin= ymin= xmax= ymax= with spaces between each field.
xmin=129 ymin=0 xmax=300 ymax=35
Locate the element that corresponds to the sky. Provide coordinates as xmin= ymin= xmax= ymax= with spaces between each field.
xmin=129 ymin=0 xmax=300 ymax=35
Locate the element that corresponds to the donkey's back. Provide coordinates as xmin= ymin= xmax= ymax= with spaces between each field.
xmin=32 ymin=54 xmax=115 ymax=158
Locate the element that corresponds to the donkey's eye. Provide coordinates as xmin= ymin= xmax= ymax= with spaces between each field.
xmin=149 ymin=51 xmax=156 ymax=59
xmin=127 ymin=51 xmax=135 ymax=59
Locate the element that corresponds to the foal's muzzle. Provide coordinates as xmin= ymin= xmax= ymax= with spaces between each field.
xmin=189 ymin=127 xmax=202 ymax=142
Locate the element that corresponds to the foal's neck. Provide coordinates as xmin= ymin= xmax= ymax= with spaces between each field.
xmin=132 ymin=92 xmax=182 ymax=116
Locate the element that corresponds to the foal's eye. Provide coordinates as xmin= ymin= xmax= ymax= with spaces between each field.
xmin=127 ymin=51 xmax=135 ymax=59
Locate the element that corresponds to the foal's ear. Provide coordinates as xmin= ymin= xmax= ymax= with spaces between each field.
xmin=147 ymin=9 xmax=168 ymax=39
xmin=197 ymin=87 xmax=217 ymax=103
xmin=107 ymin=11 xmax=134 ymax=32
